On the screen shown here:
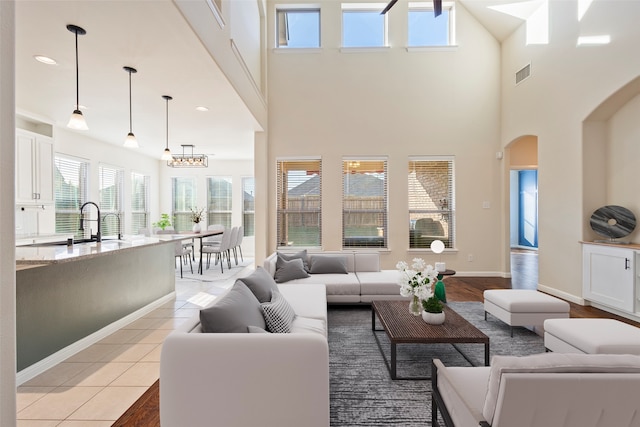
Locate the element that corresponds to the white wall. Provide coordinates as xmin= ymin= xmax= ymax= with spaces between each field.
xmin=265 ymin=0 xmax=504 ymax=271
xmin=501 ymin=0 xmax=640 ymax=301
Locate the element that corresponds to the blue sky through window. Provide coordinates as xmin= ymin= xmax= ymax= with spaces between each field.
xmin=342 ymin=10 xmax=385 ymax=47
xmin=278 ymin=10 xmax=320 ymax=48
xmin=409 ymin=9 xmax=449 ymax=46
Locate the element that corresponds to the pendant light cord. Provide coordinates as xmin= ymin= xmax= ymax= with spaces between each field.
xmin=74 ymin=31 xmax=79 ymax=110
xmin=165 ymin=97 xmax=169 ymax=150
xmin=128 ymin=71 xmax=133 ymax=132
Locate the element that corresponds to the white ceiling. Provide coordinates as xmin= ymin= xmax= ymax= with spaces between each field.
xmin=14 ymin=0 xmax=529 ymax=163
xmin=15 ymin=0 xmax=262 ymax=161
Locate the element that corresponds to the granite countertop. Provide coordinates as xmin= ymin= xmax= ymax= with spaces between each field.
xmin=15 ymin=235 xmax=183 ymax=268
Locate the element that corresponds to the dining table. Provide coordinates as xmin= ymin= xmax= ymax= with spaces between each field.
xmin=173 ymin=229 xmax=223 ymax=274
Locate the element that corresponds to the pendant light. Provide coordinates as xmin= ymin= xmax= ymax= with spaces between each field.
xmin=123 ymin=66 xmax=139 ymax=148
xmin=161 ymin=95 xmax=173 ymax=160
xmin=66 ymin=24 xmax=88 ymax=130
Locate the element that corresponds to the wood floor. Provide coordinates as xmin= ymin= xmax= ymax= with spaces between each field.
xmin=446 ymin=250 xmax=640 ymax=327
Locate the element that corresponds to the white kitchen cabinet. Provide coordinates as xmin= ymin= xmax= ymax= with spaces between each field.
xmin=16 ymin=129 xmax=54 ymax=205
xmin=582 ymin=243 xmax=636 ymax=313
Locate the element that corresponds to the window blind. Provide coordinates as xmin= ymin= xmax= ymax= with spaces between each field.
xmin=99 ymin=164 xmax=124 ymax=238
xmin=54 ymin=155 xmax=88 ymax=239
xmin=207 ymin=176 xmax=232 ymax=228
xmin=242 ymin=177 xmax=255 ymax=237
xmin=131 ymin=172 xmax=150 ymax=234
xmin=276 ymin=159 xmax=322 ymax=248
xmin=172 ymin=177 xmax=196 ymax=232
xmin=342 ymin=159 xmax=388 ymax=248
xmin=408 ymin=157 xmax=455 ymax=249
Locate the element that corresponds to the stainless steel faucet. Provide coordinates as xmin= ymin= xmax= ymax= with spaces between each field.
xmin=102 ymin=212 xmax=122 ymax=240
xmin=79 ymin=201 xmax=101 ymax=242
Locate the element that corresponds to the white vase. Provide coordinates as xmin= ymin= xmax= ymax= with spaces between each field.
xmin=192 ymin=222 xmax=201 ymax=233
xmin=422 ymin=311 xmax=445 ymax=325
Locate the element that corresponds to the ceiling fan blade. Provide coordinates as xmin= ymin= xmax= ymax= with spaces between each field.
xmin=433 ymin=0 xmax=442 ymax=17
xmin=380 ymin=0 xmax=398 ymax=15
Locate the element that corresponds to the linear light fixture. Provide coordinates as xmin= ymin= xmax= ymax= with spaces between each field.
xmin=66 ymin=24 xmax=88 ymax=130
xmin=123 ymin=66 xmax=139 ymax=148
xmin=167 ymin=144 xmax=208 ymax=168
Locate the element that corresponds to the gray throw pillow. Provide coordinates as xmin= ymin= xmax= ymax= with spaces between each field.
xmin=238 ymin=267 xmax=278 ymax=303
xmin=199 ymin=281 xmax=266 ymax=333
xmin=308 ymin=255 xmax=349 ymax=274
xmin=274 ymin=256 xmax=310 ymax=283
xmin=261 ymin=289 xmax=296 ymax=333
xmin=277 ymin=250 xmax=310 ymax=272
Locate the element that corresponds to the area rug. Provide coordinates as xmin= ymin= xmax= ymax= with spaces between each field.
xmin=329 ymin=302 xmax=545 ymax=427
xmin=113 ymin=301 xmax=544 ymax=427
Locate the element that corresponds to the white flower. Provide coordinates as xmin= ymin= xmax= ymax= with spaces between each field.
xmin=412 ymin=258 xmax=426 ymax=271
xmin=396 ymin=261 xmax=408 ymax=271
xmin=399 ymin=283 xmax=414 ymax=297
xmin=415 ymin=284 xmax=434 ymax=301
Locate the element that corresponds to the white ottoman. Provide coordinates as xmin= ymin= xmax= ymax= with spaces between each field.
xmin=544 ymin=318 xmax=640 ymax=354
xmin=483 ymin=289 xmax=570 ymax=336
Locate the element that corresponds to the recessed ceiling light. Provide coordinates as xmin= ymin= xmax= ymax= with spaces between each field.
xmin=195 ymin=106 xmax=209 ymax=112
xmin=34 ymin=55 xmax=57 ymax=65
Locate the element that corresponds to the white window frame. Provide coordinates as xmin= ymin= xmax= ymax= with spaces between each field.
xmin=130 ymin=171 xmax=150 ymax=235
xmin=207 ymin=176 xmax=233 ymax=229
xmin=407 ymin=1 xmax=457 ymax=50
xmin=242 ymin=176 xmax=255 ymax=237
xmin=276 ymin=158 xmax=322 ymax=248
xmin=171 ymin=177 xmax=197 ymax=232
xmin=54 ymin=154 xmax=89 ymax=240
xmin=99 ymin=164 xmax=124 ymax=239
xmin=342 ymin=157 xmax=388 ymax=249
xmin=341 ymin=3 xmax=389 ymax=50
xmin=275 ymin=5 xmax=321 ymax=49
xmin=408 ymin=156 xmax=456 ymax=250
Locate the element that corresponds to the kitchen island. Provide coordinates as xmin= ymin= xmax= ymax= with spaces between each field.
xmin=15 ymin=236 xmax=179 ymax=377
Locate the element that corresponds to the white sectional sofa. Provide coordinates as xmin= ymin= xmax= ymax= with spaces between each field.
xmin=160 ymin=271 xmax=330 ymax=427
xmin=432 ymin=352 xmax=640 ymax=427
xmin=263 ymin=250 xmax=403 ymax=303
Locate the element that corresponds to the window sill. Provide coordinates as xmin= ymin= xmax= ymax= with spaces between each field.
xmin=272 ymin=47 xmax=323 ymax=54
xmin=340 ymin=46 xmax=391 ymax=53
xmin=407 ymin=248 xmax=458 ymax=253
xmin=406 ymin=45 xmax=458 ymax=52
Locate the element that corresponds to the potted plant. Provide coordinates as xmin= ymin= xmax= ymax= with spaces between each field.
xmin=190 ymin=207 xmax=205 ymax=233
xmin=422 ymin=296 xmax=445 ymax=325
xmin=152 ymin=213 xmax=172 ymax=231
xmin=396 ymin=258 xmax=439 ymax=316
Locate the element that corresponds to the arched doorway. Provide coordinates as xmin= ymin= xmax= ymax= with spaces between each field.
xmin=506 ymin=135 xmax=538 ymax=289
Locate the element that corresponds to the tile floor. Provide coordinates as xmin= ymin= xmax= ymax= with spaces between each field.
xmin=16 ymin=259 xmax=254 ymax=426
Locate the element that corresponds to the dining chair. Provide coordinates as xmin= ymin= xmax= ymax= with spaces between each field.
xmin=233 ymin=226 xmax=244 ymax=263
xmin=228 ymin=227 xmax=239 ymax=265
xmin=175 ymin=240 xmax=193 ymax=278
xmin=201 ymin=228 xmax=233 ymax=273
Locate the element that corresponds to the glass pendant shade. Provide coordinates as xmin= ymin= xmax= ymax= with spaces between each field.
xmin=124 ymin=132 xmax=138 ymax=148
xmin=161 ymin=148 xmax=172 ymax=161
xmin=67 ymin=109 xmax=88 ymax=130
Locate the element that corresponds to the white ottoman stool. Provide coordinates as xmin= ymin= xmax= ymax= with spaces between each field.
xmin=544 ymin=318 xmax=640 ymax=354
xmin=483 ymin=289 xmax=570 ymax=337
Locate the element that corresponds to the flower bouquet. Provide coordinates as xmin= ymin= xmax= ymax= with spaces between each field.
xmin=396 ymin=258 xmax=439 ymax=316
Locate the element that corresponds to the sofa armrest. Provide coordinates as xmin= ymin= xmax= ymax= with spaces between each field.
xmin=160 ymin=332 xmax=329 ymax=427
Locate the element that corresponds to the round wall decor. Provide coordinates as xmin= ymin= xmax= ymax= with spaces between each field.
xmin=589 ymin=205 xmax=636 ymax=239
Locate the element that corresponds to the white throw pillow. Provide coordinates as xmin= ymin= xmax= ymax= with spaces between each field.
xmin=261 ymin=289 xmax=296 ymax=333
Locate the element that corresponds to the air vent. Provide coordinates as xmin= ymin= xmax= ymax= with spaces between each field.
xmin=515 ymin=63 xmax=531 ymax=85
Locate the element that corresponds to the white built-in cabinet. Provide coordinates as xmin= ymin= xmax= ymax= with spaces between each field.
xmin=16 ymin=129 xmax=54 ymax=205
xmin=583 ymin=243 xmax=639 ymax=315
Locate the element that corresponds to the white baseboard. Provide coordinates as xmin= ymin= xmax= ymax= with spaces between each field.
xmin=537 ymin=284 xmax=584 ymax=305
xmin=17 ymin=292 xmax=176 ymax=386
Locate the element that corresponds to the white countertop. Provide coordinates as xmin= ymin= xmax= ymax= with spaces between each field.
xmin=15 ymin=235 xmax=182 ymax=268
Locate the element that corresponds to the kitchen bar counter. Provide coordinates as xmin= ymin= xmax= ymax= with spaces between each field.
xmin=16 ymin=235 xmax=177 ymax=375
xmin=15 ymin=235 xmax=180 ymax=267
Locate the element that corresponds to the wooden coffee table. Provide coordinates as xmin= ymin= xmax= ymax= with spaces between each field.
xmin=371 ymin=300 xmax=489 ymax=380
